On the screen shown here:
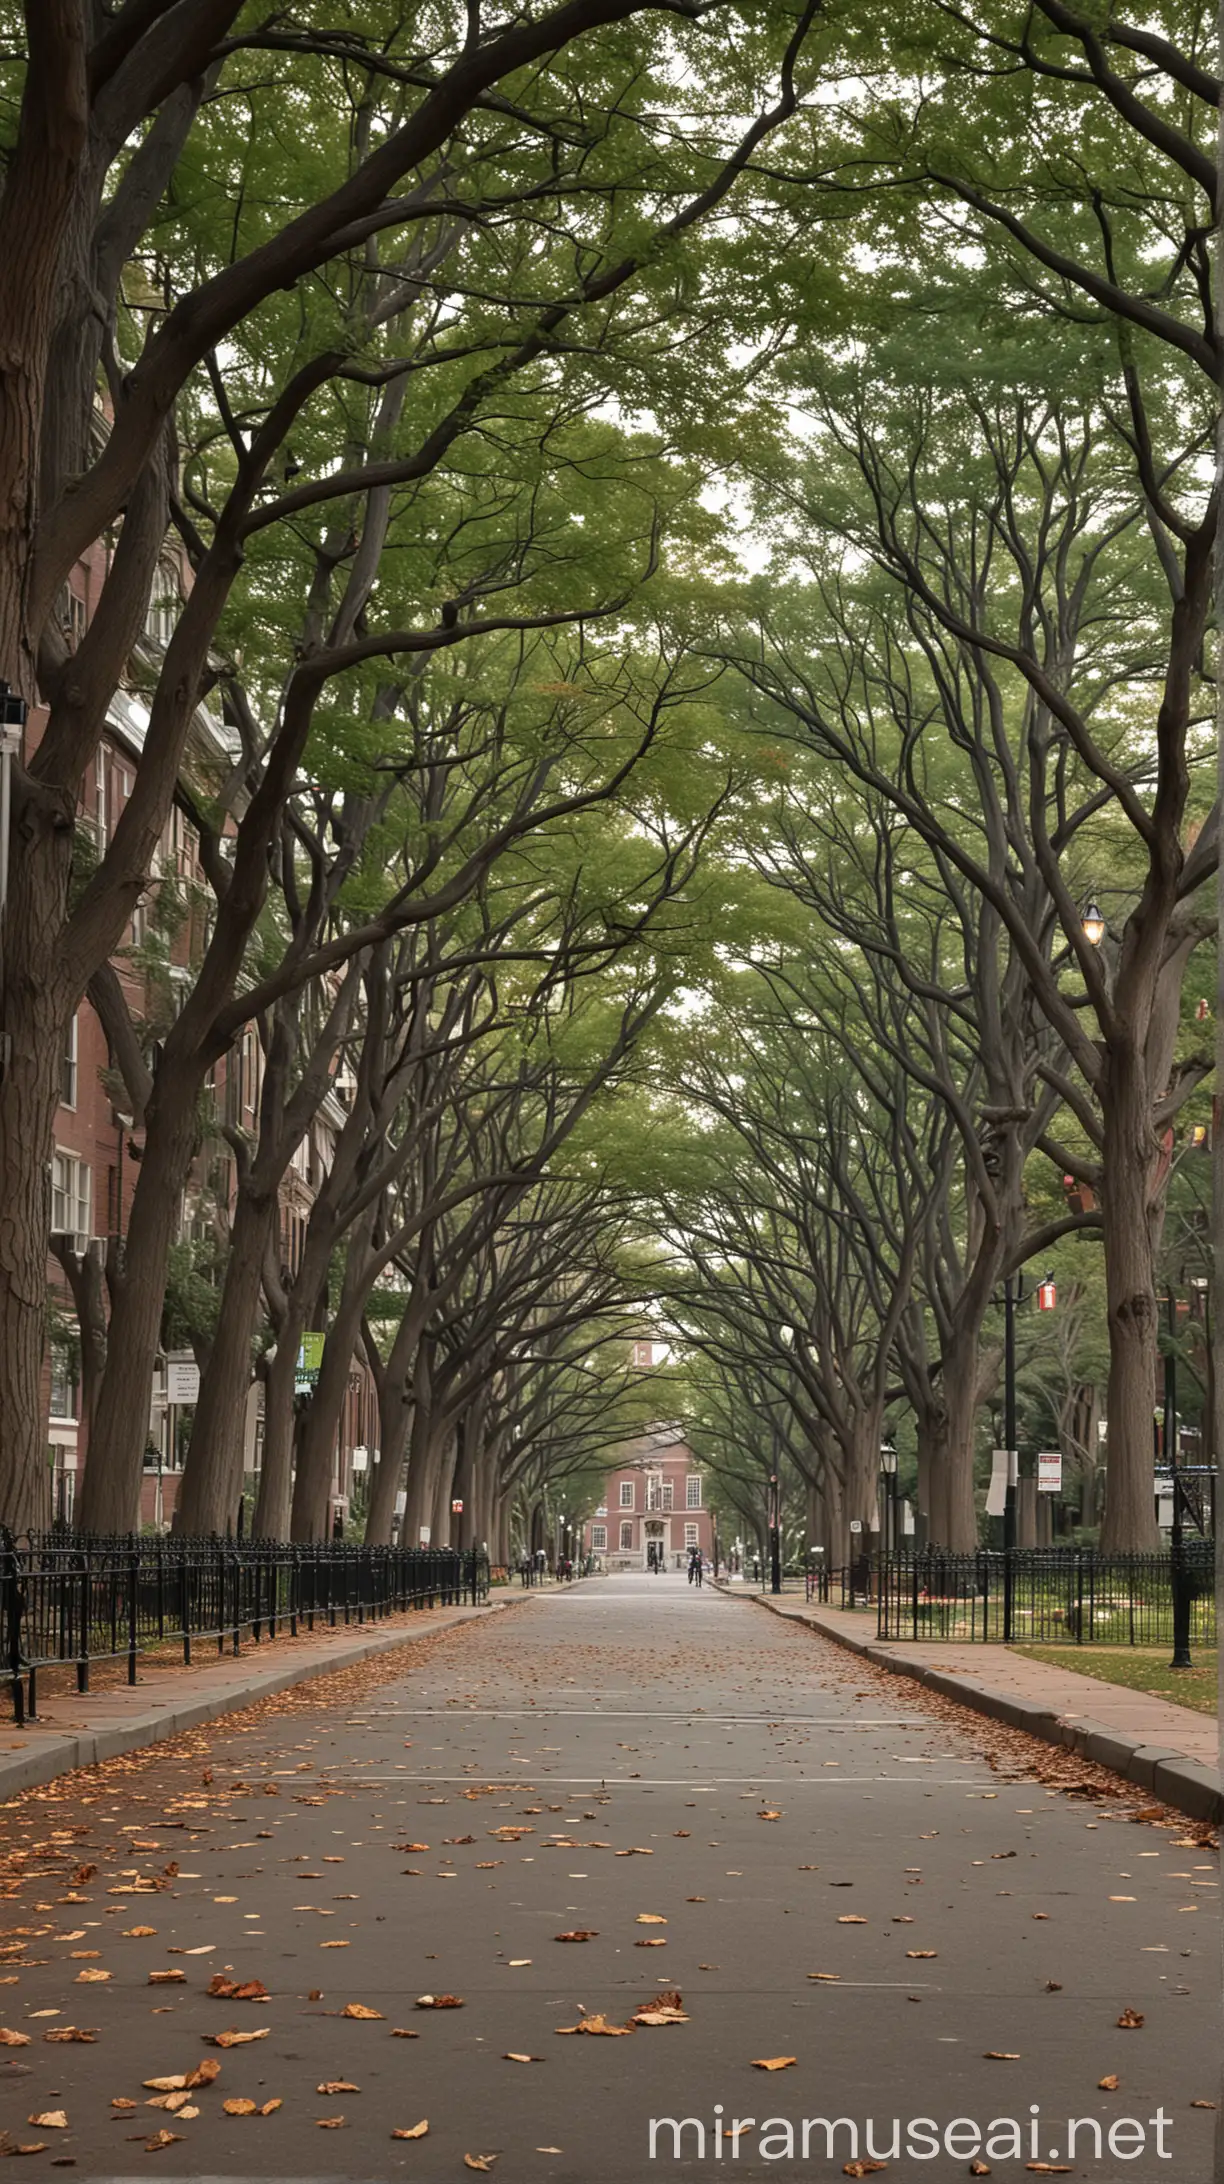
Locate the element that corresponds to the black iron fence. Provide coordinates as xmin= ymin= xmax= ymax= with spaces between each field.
xmin=875 ymin=1546 xmax=1217 ymax=1647
xmin=1 ymin=1532 xmax=490 ymax=1724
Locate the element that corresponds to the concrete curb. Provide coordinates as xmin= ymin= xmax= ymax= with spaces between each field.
xmin=736 ymin=1588 xmax=1223 ymax=1827
xmin=0 ymin=1593 xmax=523 ymax=1805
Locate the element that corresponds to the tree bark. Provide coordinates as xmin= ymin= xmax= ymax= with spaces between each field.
xmin=173 ymin=1185 xmax=273 ymax=1536
xmin=1098 ymin=1067 xmax=1162 ymax=1551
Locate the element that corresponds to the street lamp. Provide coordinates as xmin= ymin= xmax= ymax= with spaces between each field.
xmin=1081 ymin=900 xmax=1106 ymax=946
xmin=880 ymin=1439 xmax=898 ymax=1555
xmin=767 ymin=1473 xmax=781 ymax=1595
xmin=1162 ymin=1291 xmax=1192 ymax=1669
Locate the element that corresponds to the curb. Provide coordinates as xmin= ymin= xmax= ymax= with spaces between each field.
xmin=0 ymin=1593 xmax=522 ymax=1805
xmin=740 ymin=1589 xmax=1222 ymax=1827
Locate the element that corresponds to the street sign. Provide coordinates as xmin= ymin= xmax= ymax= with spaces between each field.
xmin=418 ymin=1524 xmax=431 ymax=1545
xmin=166 ymin=1354 xmax=199 ymax=1404
xmin=849 ymin=1519 xmax=863 ymax=1534
xmin=451 ymin=1498 xmax=463 ymax=1513
xmin=1037 ymin=1451 xmax=1063 ymax=1494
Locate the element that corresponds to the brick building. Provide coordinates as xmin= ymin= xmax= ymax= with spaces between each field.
xmin=585 ymin=1425 xmax=713 ymax=1570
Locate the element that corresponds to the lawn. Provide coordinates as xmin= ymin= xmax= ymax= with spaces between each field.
xmin=1014 ymin=1645 xmax=1219 ymax=1716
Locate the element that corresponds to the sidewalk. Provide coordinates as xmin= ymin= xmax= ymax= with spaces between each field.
xmin=741 ymin=1590 xmax=1222 ymax=1826
xmin=0 ymin=1592 xmax=523 ymax=1804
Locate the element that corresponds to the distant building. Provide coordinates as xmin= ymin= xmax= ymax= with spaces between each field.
xmin=587 ymin=1426 xmax=713 ymax=1570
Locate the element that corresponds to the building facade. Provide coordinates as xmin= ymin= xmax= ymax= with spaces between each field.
xmin=586 ymin=1426 xmax=714 ymax=1570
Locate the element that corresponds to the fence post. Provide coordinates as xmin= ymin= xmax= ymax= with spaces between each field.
xmin=3 ymin=1535 xmax=24 ymax=1727
xmin=77 ymin=1548 xmax=91 ymax=1694
xmin=181 ymin=1551 xmax=192 ymax=1667
xmin=127 ymin=1544 xmax=139 ymax=1685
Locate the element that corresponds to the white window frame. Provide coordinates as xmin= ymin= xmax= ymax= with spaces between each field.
xmin=60 ymin=1012 xmax=78 ymax=1110
xmin=619 ymin=1480 xmax=634 ymax=1509
xmin=662 ymin=1479 xmax=673 ymax=1511
xmin=646 ymin=1473 xmax=662 ymax=1511
xmin=48 ymin=1339 xmax=79 ymax=1423
xmin=686 ymin=1474 xmax=703 ymax=1509
xmin=51 ymin=1149 xmax=91 ymax=1243
xmin=94 ymin=749 xmax=108 ymax=851
xmin=619 ymin=1520 xmax=633 ymax=1551
xmin=591 ymin=1524 xmax=607 ymax=1552
xmin=684 ymin=1522 xmax=699 ymax=1549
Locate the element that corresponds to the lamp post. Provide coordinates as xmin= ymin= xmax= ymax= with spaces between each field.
xmin=767 ymin=1472 xmax=781 ymax=1594
xmin=880 ymin=1439 xmax=898 ymax=1554
xmin=1000 ymin=1270 xmax=1056 ymax=1641
xmin=1163 ymin=1288 xmax=1193 ymax=1668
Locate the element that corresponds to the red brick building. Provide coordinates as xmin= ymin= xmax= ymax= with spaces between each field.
xmin=585 ymin=1425 xmax=713 ymax=1570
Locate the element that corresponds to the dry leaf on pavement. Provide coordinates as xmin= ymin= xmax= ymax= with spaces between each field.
xmin=555 ymin=2014 xmax=632 ymax=2036
xmin=752 ymin=2058 xmax=795 ymax=2073
xmin=222 ymin=2100 xmax=259 ymax=2116
xmin=837 ymin=1916 xmax=867 ymax=1925
xmin=504 ymin=2054 xmax=541 ymax=2064
xmin=1116 ymin=2009 xmax=1144 ymax=2029
xmin=43 ymin=2029 xmax=96 ymax=2044
xmin=1098 ymin=2075 xmax=1120 ymax=2091
xmin=391 ymin=2122 xmax=429 ymax=2139
xmin=464 ymin=2157 xmax=496 ymax=2171
xmin=341 ymin=2002 xmax=384 ymax=2019
xmin=0 ymin=2030 xmax=31 ymax=2046
xmin=841 ymin=2161 xmax=887 ymax=2176
xmin=414 ymin=1995 xmax=461 ymax=2009
xmin=204 ymin=2028 xmax=268 ymax=2048
xmin=554 ymin=1930 xmax=597 ymax=1942
xmin=27 ymin=2115 xmax=67 ymax=2130
xmin=983 ymin=2052 xmax=1020 ymax=2061
xmin=315 ymin=2115 xmax=346 ymax=2128
xmin=635 ymin=1914 xmax=666 ymax=1924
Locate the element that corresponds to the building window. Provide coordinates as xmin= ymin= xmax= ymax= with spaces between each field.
xmin=619 ymin=1520 xmax=633 ymax=1551
xmin=51 ymin=1151 xmax=91 ymax=1244
xmin=619 ymin=1480 xmax=634 ymax=1509
xmin=646 ymin=1474 xmax=662 ymax=1511
xmin=686 ymin=1474 xmax=703 ymax=1509
xmin=94 ymin=749 xmax=108 ymax=851
xmin=662 ymin=1480 xmax=673 ymax=1511
xmin=60 ymin=1014 xmax=78 ymax=1109
xmin=591 ymin=1525 xmax=607 ymax=1552
xmin=684 ymin=1522 xmax=699 ymax=1549
xmin=49 ymin=1342 xmax=79 ymax=1422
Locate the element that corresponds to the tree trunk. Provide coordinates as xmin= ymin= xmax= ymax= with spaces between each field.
xmin=364 ymin=1390 xmax=412 ymax=1546
xmin=253 ymin=1332 xmax=303 ymax=1541
xmin=75 ymin=1064 xmax=199 ymax=1532
xmin=1098 ymin=1074 xmax=1161 ymax=1550
xmin=174 ymin=1187 xmax=274 ymax=1535
xmin=0 ymin=801 xmax=76 ymax=1532
xmin=935 ymin=1331 xmax=983 ymax=1552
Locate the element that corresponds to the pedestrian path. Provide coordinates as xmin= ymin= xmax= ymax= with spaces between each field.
xmin=0 ymin=1571 xmax=1216 ymax=2181
xmin=745 ymin=1592 xmax=1221 ymax=1824
xmin=0 ymin=1596 xmax=515 ymax=1801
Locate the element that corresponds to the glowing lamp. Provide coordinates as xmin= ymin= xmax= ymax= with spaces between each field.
xmin=1081 ymin=901 xmax=1106 ymax=946
xmin=1035 ymin=1275 xmax=1057 ymax=1312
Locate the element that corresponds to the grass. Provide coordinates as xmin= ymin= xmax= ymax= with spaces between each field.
xmin=1014 ymin=1644 xmax=1219 ymax=1716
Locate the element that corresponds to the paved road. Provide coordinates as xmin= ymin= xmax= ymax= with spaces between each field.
xmin=0 ymin=1576 xmax=1217 ymax=2181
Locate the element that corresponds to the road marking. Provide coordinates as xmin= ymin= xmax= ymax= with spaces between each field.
xmin=357 ymin=1710 xmax=916 ymax=1725
xmin=331 ymin=1774 xmax=1000 ymax=1787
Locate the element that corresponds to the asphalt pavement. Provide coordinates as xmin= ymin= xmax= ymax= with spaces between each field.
xmin=0 ymin=1574 xmax=1217 ymax=2182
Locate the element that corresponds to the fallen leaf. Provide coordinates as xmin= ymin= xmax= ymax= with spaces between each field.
xmin=27 ymin=2115 xmax=67 ymax=2130
xmin=148 ymin=1970 xmax=186 ymax=1986
xmin=1045 ymin=1981 xmax=1062 ymax=1993
xmin=969 ymin=2165 xmax=991 ymax=2177
xmin=635 ymin=1914 xmax=667 ymax=1925
xmin=636 ymin=1938 xmax=667 ymax=1947
xmin=204 ymin=2028 xmax=269 ymax=2048
xmin=340 ymin=2002 xmax=384 ymax=2019
xmin=391 ymin=2028 xmax=421 ymax=2039
xmin=983 ymin=2052 xmax=1021 ymax=2061
xmin=758 ymin=1810 xmax=781 ymax=1821
xmin=317 ymin=2081 xmax=359 ymax=2095
xmin=0 ymin=2030 xmax=31 ymax=2046
xmin=123 ymin=1928 xmax=157 ymax=1939
xmin=906 ymin=1950 xmax=938 ymax=1959
xmin=1190 ymin=2099 xmax=1216 ymax=2109
xmin=1116 ymin=2008 xmax=1144 ymax=2028
xmin=110 ymin=2101 xmax=138 ymax=2112
xmin=504 ymin=2054 xmax=542 ymax=2064
xmin=752 ymin=2058 xmax=796 ymax=2072
xmin=554 ymin=1930 xmax=597 ymax=1942
xmin=260 ymin=2099 xmax=281 ymax=2115
xmin=507 ymin=1959 xmax=531 ymax=1968
xmin=207 ymin=1975 xmax=267 ymax=2001
xmin=842 ymin=2162 xmax=887 ymax=2177
xmin=1098 ymin=2075 xmax=1119 ymax=2091
xmin=413 ymin=1995 xmax=461 ymax=2010
xmin=315 ymin=2115 xmax=346 ymax=2129
xmin=142 ymin=2133 xmax=183 ymax=2152
xmin=391 ymin=2121 xmax=430 ymax=2139
xmin=464 ymin=2157 xmax=496 ymax=2171
xmin=43 ymin=2029 xmax=96 ymax=2044
xmin=1025 ymin=2166 xmax=1072 ymax=2174
xmin=555 ymin=2014 xmax=633 ymax=2036
xmin=5 ymin=2147 xmax=46 ymax=2158
xmin=837 ymin=1915 xmax=867 ymax=1925
xmin=223 ymin=2099 xmax=259 ymax=2117
xmin=808 ymin=1973 xmax=840 ymax=1982
xmin=74 ymin=1968 xmax=109 ymax=1983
